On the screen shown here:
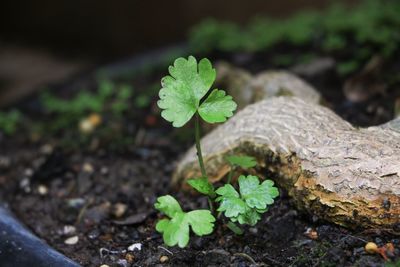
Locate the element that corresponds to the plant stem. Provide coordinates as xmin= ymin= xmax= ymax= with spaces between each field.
xmin=227 ymin=221 xmax=243 ymax=235
xmin=195 ymin=113 xmax=207 ymax=178
xmin=195 ymin=112 xmax=214 ymax=213
xmin=227 ymin=166 xmax=234 ymax=184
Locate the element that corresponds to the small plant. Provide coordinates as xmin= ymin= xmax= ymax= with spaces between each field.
xmin=40 ymin=80 xmax=133 ymax=132
xmin=155 ymin=56 xmax=279 ymax=247
xmin=0 ymin=109 xmax=21 ymax=135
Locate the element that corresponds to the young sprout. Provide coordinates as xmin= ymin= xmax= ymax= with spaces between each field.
xmin=155 ymin=56 xmax=279 ymax=247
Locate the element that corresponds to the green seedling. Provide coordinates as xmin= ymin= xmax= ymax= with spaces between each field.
xmin=216 ymin=175 xmax=279 ymax=226
xmin=40 ymin=81 xmax=134 ymax=132
xmin=189 ymin=0 xmax=400 ymax=73
xmin=155 ymin=56 xmax=279 ymax=247
xmin=155 ymin=195 xmax=215 ymax=248
xmin=0 ymin=110 xmax=21 ymax=135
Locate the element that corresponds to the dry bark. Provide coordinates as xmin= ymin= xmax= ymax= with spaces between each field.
xmin=174 ymin=71 xmax=400 ymax=229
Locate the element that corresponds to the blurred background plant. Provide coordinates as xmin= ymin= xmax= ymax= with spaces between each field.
xmin=189 ymin=0 xmax=400 ymax=75
xmin=0 ymin=0 xmax=398 ymax=144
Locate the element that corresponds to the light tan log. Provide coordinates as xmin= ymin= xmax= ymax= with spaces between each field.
xmin=174 ymin=71 xmax=400 ymax=229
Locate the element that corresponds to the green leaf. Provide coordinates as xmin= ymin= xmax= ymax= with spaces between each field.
xmin=226 ymin=155 xmax=257 ymax=169
xmin=157 ymin=56 xmax=216 ymax=127
xmin=239 ymin=175 xmax=279 ymax=210
xmin=215 ymin=184 xmax=246 ymax=217
xmin=198 ymin=89 xmax=237 ymax=123
xmin=154 ymin=195 xmax=216 ymax=248
xmin=155 ymin=212 xmax=190 ymax=248
xmin=154 ymin=195 xmax=182 ymax=218
xmin=215 ymin=184 xmax=239 ymax=198
xmin=234 ymin=207 xmax=262 ymax=226
xmin=187 ymin=210 xmax=215 ymax=235
xmin=187 ymin=177 xmax=215 ymax=196
xmin=215 ymin=176 xmax=279 ymax=226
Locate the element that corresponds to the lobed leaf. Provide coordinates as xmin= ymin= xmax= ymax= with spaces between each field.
xmin=215 ymin=184 xmax=246 ymax=217
xmin=239 ymin=175 xmax=279 ymax=210
xmin=157 ymin=56 xmax=237 ymax=127
xmin=187 ymin=177 xmax=215 ymax=196
xmin=226 ymin=155 xmax=257 ymax=169
xmin=187 ymin=210 xmax=215 ymax=236
xmin=154 ymin=195 xmax=182 ymax=218
xmin=215 ymin=175 xmax=279 ymax=226
xmin=157 ymin=56 xmax=216 ymax=127
xmin=154 ymin=195 xmax=216 ymax=248
xmin=198 ymin=89 xmax=237 ymax=123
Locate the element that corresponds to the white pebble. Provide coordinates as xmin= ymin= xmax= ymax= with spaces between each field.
xmin=63 ymin=225 xmax=76 ymax=235
xmin=64 ymin=236 xmax=79 ymax=245
xmin=127 ymin=243 xmax=142 ymax=251
xmin=37 ymin=185 xmax=48 ymax=195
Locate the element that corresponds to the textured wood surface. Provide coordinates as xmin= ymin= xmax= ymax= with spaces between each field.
xmin=174 ymin=71 xmax=400 ymax=229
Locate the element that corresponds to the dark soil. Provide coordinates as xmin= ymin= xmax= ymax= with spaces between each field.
xmin=1 ymin=54 xmax=399 ymax=267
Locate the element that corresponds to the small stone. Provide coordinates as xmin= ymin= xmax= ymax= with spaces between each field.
xmin=37 ymin=185 xmax=48 ymax=195
xmin=40 ymin=144 xmax=53 ymax=155
xmin=79 ymin=113 xmax=102 ymax=134
xmin=249 ymin=227 xmax=258 ymax=234
xmin=79 ymin=118 xmax=94 ymax=134
xmin=82 ymin=163 xmax=94 ymax=173
xmin=304 ymin=227 xmax=318 ymax=240
xmin=24 ymin=168 xmax=34 ymax=177
xmin=125 ymin=253 xmax=135 ymax=263
xmin=100 ymin=167 xmax=109 ymax=175
xmin=63 ymin=225 xmax=76 ymax=235
xmin=88 ymin=113 xmax=102 ymax=126
xmin=160 ymin=255 xmax=169 ymax=263
xmin=100 ymin=265 xmax=110 ymax=267
xmin=64 ymin=235 xmax=79 ymax=245
xmin=365 ymin=242 xmax=378 ymax=254
xmin=0 ymin=156 xmax=11 ymax=168
xmin=66 ymin=198 xmax=86 ymax=208
xmin=112 ymin=203 xmax=128 ymax=218
xmin=88 ymin=229 xmax=100 ymax=239
xmin=127 ymin=243 xmax=142 ymax=252
xmin=116 ymin=259 xmax=128 ymax=267
xmin=19 ymin=178 xmax=31 ymax=193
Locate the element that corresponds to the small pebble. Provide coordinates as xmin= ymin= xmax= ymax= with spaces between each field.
xmin=128 ymin=243 xmax=142 ymax=252
xmin=113 ymin=203 xmax=128 ymax=218
xmin=116 ymin=259 xmax=128 ymax=267
xmin=99 ymin=265 xmax=110 ymax=267
xmin=304 ymin=227 xmax=318 ymax=240
xmin=125 ymin=253 xmax=135 ymax=263
xmin=19 ymin=178 xmax=31 ymax=193
xmin=40 ymin=144 xmax=53 ymax=154
xmin=82 ymin=163 xmax=94 ymax=173
xmin=100 ymin=167 xmax=109 ymax=175
xmin=365 ymin=242 xmax=378 ymax=254
xmin=63 ymin=225 xmax=76 ymax=235
xmin=24 ymin=168 xmax=33 ymax=177
xmin=64 ymin=236 xmax=79 ymax=245
xmin=160 ymin=255 xmax=169 ymax=263
xmin=37 ymin=185 xmax=48 ymax=195
xmin=66 ymin=198 xmax=86 ymax=208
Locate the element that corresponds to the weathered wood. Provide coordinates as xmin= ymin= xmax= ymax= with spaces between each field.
xmin=174 ymin=71 xmax=400 ymax=229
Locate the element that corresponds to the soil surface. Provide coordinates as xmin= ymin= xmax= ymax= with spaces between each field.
xmin=1 ymin=55 xmax=400 ymax=267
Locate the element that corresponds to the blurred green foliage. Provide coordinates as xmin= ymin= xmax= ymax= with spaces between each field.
xmin=40 ymin=80 xmax=133 ymax=132
xmin=189 ymin=0 xmax=400 ymax=75
xmin=0 ymin=110 xmax=21 ymax=135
